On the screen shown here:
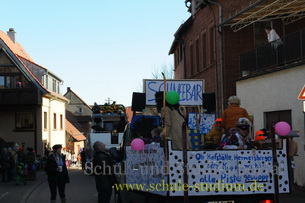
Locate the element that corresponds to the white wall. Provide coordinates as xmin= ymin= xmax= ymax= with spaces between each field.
xmin=42 ymin=97 xmax=66 ymax=149
xmin=236 ymin=65 xmax=305 ymax=186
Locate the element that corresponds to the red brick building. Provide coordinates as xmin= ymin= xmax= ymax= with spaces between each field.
xmin=169 ymin=0 xmax=305 ymax=117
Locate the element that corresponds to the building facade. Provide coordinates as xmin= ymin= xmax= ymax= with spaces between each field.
xmin=0 ymin=29 xmax=68 ymax=155
xmin=170 ymin=0 xmax=305 ymax=187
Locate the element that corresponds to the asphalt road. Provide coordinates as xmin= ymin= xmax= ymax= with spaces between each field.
xmin=1 ymin=168 xmax=305 ymax=203
xmin=25 ymin=169 xmax=97 ymax=203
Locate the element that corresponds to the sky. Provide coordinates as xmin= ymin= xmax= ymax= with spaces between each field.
xmin=1 ymin=0 xmax=190 ymax=107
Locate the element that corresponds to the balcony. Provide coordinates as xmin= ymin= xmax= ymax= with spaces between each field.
xmin=0 ymin=88 xmax=41 ymax=105
xmin=240 ymin=28 xmax=305 ymax=77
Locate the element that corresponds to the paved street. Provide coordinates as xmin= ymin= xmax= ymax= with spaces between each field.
xmin=0 ymin=167 xmax=98 ymax=203
xmin=1 ymin=167 xmax=305 ymax=203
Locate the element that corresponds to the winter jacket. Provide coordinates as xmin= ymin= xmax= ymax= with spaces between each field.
xmin=205 ymin=125 xmax=225 ymax=145
xmin=93 ymin=150 xmax=116 ymax=188
xmin=45 ymin=153 xmax=69 ymax=183
xmin=222 ymin=104 xmax=250 ymax=131
xmin=162 ymin=106 xmax=192 ymax=150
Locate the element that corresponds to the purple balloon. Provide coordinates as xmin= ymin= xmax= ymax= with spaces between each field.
xmin=131 ymin=138 xmax=144 ymax=151
xmin=275 ymin=121 xmax=291 ymax=136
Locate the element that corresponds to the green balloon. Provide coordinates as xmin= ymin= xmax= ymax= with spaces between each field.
xmin=166 ymin=91 xmax=180 ymax=105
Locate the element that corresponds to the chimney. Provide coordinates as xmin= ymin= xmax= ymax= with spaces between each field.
xmin=7 ymin=28 xmax=16 ymax=43
xmin=67 ymin=87 xmax=71 ymax=92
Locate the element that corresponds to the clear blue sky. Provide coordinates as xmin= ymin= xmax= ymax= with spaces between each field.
xmin=1 ymin=0 xmax=190 ymax=107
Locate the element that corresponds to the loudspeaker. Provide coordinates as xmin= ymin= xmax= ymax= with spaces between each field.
xmin=202 ymin=92 xmax=216 ymax=113
xmin=132 ymin=92 xmax=146 ymax=112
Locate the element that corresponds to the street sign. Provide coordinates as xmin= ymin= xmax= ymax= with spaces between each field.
xmin=298 ymin=85 xmax=305 ymax=100
xmin=303 ymin=101 xmax=305 ymax=112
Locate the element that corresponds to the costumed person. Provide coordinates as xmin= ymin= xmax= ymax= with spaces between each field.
xmin=92 ymin=102 xmax=100 ymax=114
xmin=143 ymin=126 xmax=163 ymax=144
xmin=222 ymin=96 xmax=251 ymax=132
xmin=254 ymin=130 xmax=267 ymax=149
xmin=92 ymin=141 xmax=116 ymax=203
xmin=16 ymin=162 xmax=27 ymax=185
xmin=45 ymin=144 xmax=69 ymax=203
xmin=220 ymin=118 xmax=252 ymax=149
xmin=160 ymin=91 xmax=192 ymax=150
xmin=203 ymin=118 xmax=225 ymax=149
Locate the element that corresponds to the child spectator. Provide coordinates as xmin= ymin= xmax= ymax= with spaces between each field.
xmin=16 ymin=162 xmax=27 ymax=185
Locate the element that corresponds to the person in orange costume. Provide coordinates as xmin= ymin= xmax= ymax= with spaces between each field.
xmin=203 ymin=118 xmax=225 ymax=149
xmin=221 ymin=96 xmax=251 ymax=132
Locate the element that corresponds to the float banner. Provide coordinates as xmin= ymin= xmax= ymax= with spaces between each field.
xmin=144 ymin=79 xmax=205 ymax=106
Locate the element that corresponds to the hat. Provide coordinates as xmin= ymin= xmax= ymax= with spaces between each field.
xmin=236 ymin=117 xmax=251 ymax=127
xmin=215 ymin=118 xmax=222 ymax=123
xmin=255 ymin=130 xmax=264 ymax=136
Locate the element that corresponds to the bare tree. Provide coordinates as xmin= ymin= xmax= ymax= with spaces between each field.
xmin=151 ymin=63 xmax=174 ymax=79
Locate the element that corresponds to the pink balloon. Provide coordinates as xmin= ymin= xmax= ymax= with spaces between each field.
xmin=275 ymin=121 xmax=291 ymax=136
xmin=131 ymin=138 xmax=144 ymax=151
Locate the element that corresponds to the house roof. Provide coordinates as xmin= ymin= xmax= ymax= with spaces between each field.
xmin=221 ymin=0 xmax=305 ymax=32
xmin=0 ymin=29 xmax=69 ymax=103
xmin=66 ymin=110 xmax=86 ymax=132
xmin=65 ymin=119 xmax=86 ymax=141
xmin=0 ymin=30 xmax=34 ymax=62
xmin=168 ymin=17 xmax=193 ymax=55
xmin=64 ymin=88 xmax=92 ymax=110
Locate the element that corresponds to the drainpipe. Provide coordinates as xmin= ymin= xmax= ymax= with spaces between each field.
xmin=48 ymin=98 xmax=53 ymax=147
xmin=206 ymin=0 xmax=224 ymax=113
xmin=200 ymin=1 xmax=219 ymax=116
xmin=34 ymin=109 xmax=37 ymax=152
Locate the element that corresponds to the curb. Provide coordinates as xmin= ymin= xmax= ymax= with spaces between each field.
xmin=20 ymin=171 xmax=47 ymax=203
xmin=20 ymin=168 xmax=81 ymax=203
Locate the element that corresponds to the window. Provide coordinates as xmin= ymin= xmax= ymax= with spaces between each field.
xmin=0 ymin=75 xmax=21 ymax=89
xmin=60 ymin=114 xmax=63 ymax=130
xmin=190 ymin=44 xmax=194 ymax=76
xmin=44 ymin=112 xmax=47 ymax=130
xmin=79 ymin=107 xmax=83 ymax=113
xmin=52 ymin=79 xmax=56 ymax=93
xmin=209 ymin=27 xmax=214 ymax=64
xmin=202 ymin=32 xmax=207 ymax=69
xmin=195 ymin=38 xmax=200 ymax=73
xmin=16 ymin=112 xmax=34 ymax=130
xmin=0 ymin=76 xmax=4 ymax=88
xmin=57 ymin=82 xmax=60 ymax=94
xmin=179 ymin=43 xmax=184 ymax=62
xmin=265 ymin=110 xmax=292 ymax=131
xmin=53 ymin=113 xmax=57 ymax=130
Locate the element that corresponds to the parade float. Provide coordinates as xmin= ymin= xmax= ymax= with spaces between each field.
xmin=88 ymin=101 xmax=127 ymax=150
xmin=114 ymin=79 xmax=292 ymax=203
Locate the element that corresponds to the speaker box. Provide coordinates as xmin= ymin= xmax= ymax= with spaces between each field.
xmin=202 ymin=92 xmax=216 ymax=113
xmin=132 ymin=92 xmax=146 ymax=112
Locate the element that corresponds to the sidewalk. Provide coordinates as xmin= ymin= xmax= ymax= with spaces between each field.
xmin=0 ymin=167 xmax=82 ymax=203
xmin=0 ymin=170 xmax=47 ymax=203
